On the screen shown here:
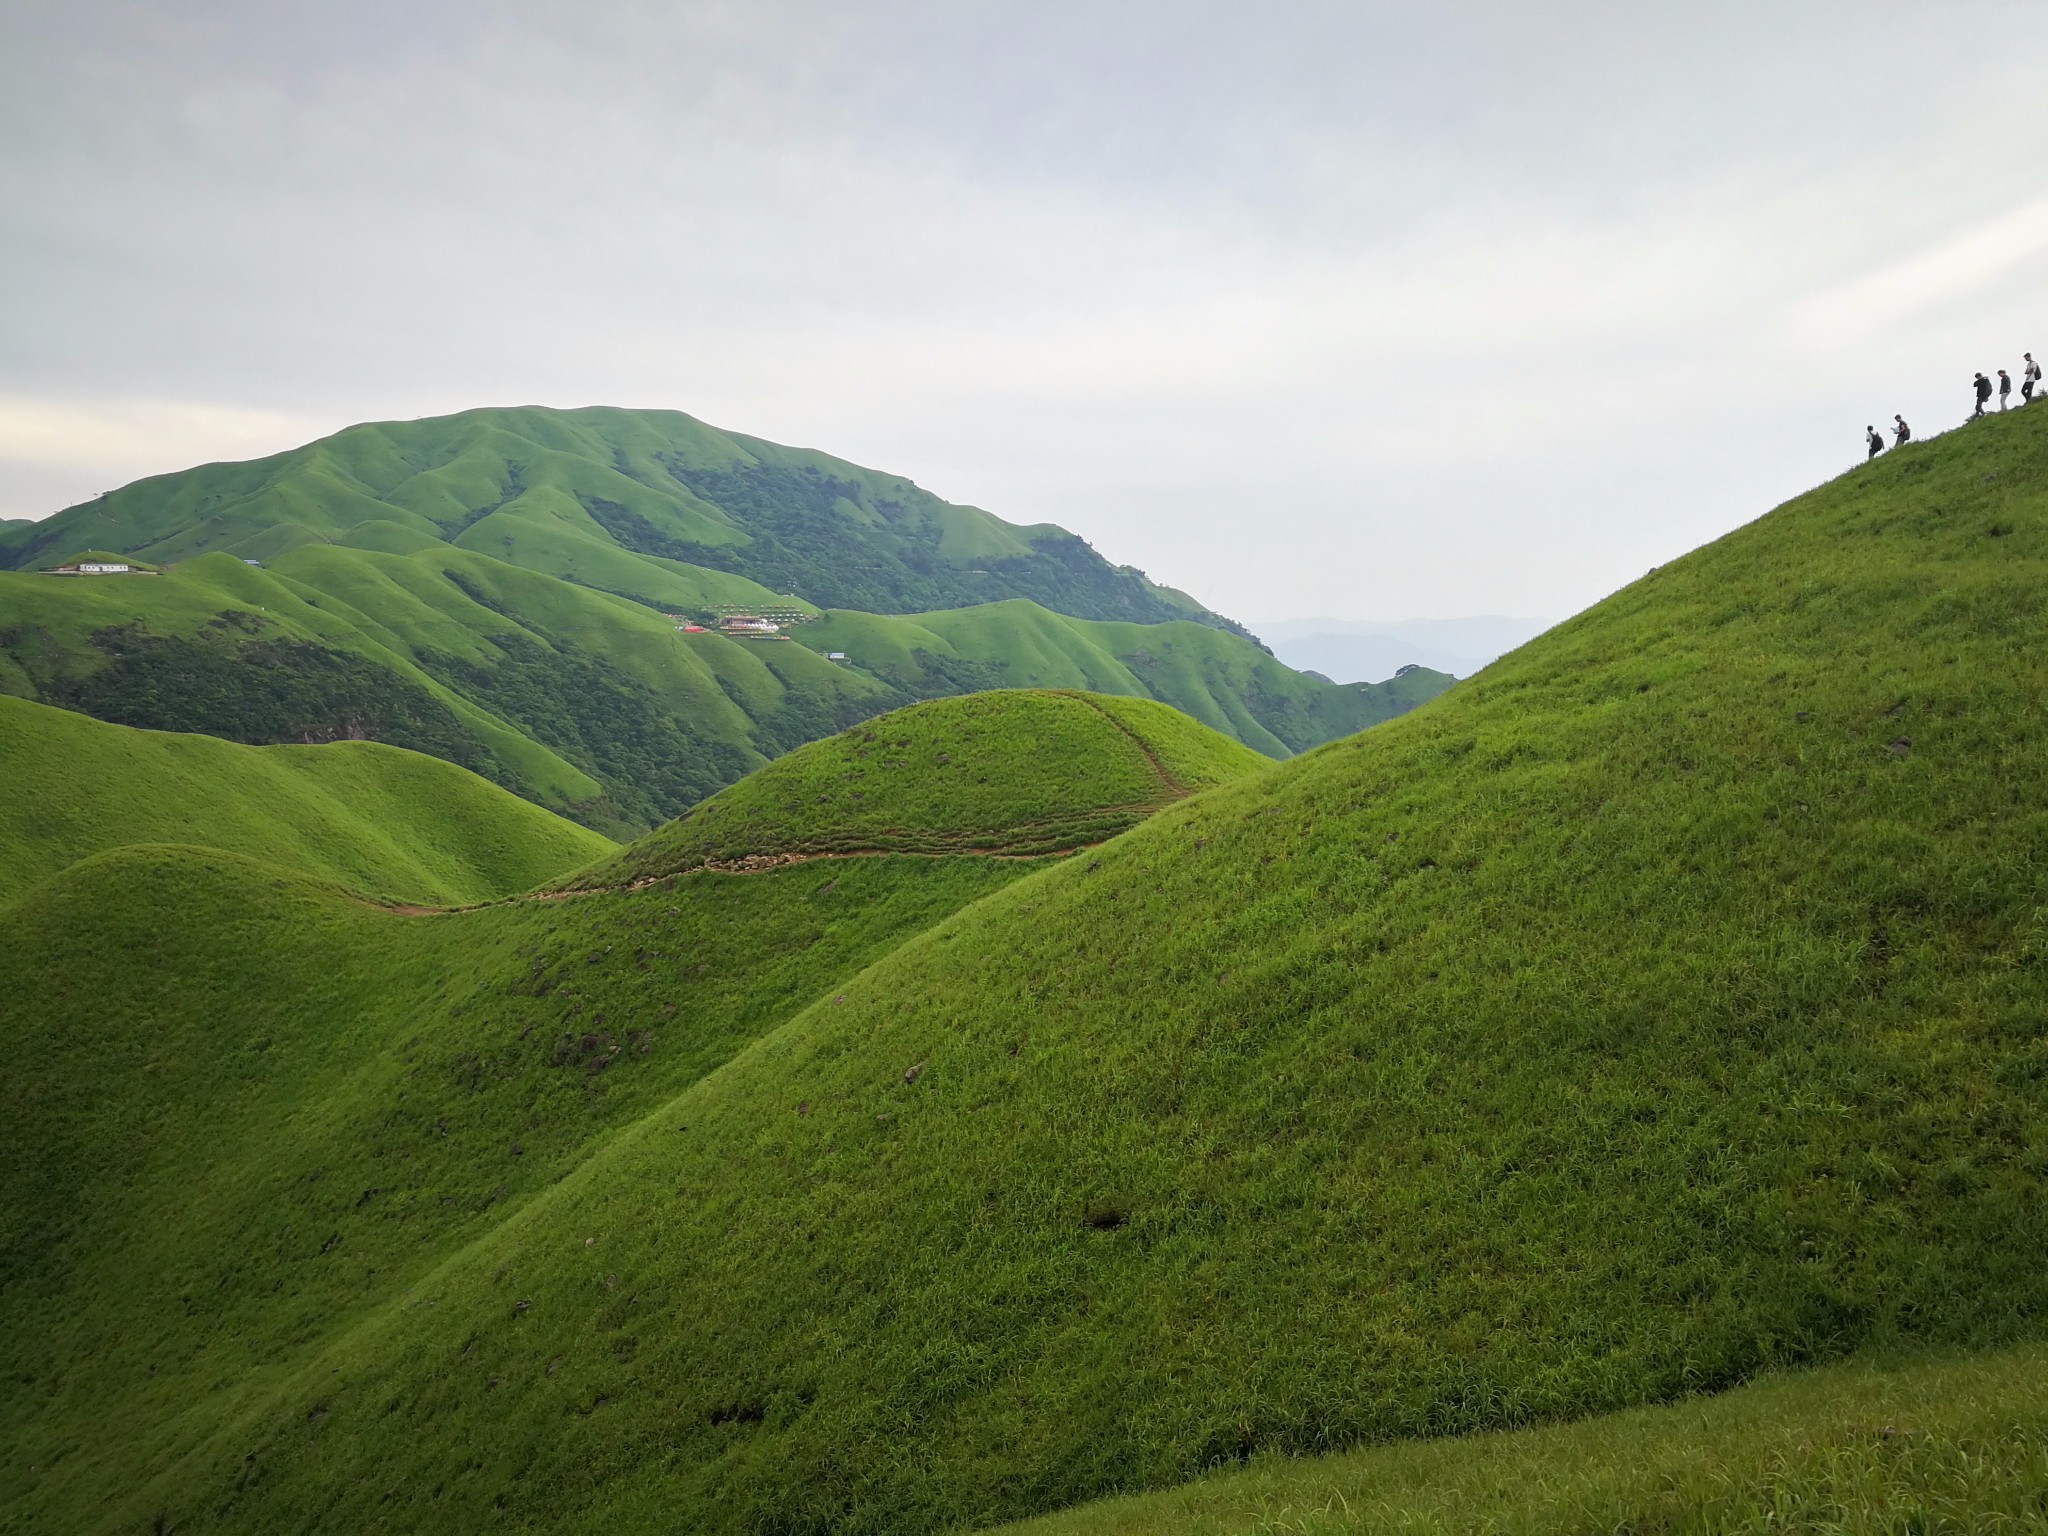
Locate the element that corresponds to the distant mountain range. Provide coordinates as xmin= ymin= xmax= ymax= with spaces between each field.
xmin=0 ymin=407 xmax=1452 ymax=831
xmin=1253 ymin=614 xmax=1553 ymax=682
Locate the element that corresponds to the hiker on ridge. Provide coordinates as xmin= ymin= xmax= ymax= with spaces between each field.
xmin=1866 ymin=425 xmax=1885 ymax=460
xmin=1894 ymin=414 xmax=1913 ymax=446
xmin=2025 ymin=353 xmax=2040 ymax=404
xmin=1999 ymin=369 xmax=2013 ymax=410
xmin=1974 ymin=372 xmax=1993 ymax=417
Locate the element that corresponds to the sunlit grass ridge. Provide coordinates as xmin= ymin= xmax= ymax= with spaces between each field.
xmin=565 ymin=689 xmax=1270 ymax=886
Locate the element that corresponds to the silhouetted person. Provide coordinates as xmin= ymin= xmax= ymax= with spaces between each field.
xmin=1999 ymin=369 xmax=2012 ymax=410
xmin=1974 ymin=372 xmax=1992 ymax=417
xmin=1894 ymin=414 xmax=1912 ymax=446
xmin=1866 ymin=425 xmax=1884 ymax=460
xmin=2026 ymin=354 xmax=2041 ymax=404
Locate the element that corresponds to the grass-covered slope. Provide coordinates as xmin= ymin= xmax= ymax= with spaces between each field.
xmin=0 ymin=405 xmax=1447 ymax=814
xmin=569 ymin=690 xmax=1269 ymax=886
xmin=1003 ymin=1343 xmax=2048 ymax=1535
xmin=56 ymin=403 xmax=2048 ymax=1535
xmin=0 ymin=681 xmax=1244 ymax=1533
xmin=4 ymin=405 xmax=1247 ymax=633
xmin=0 ymin=850 xmax=1048 ymax=1533
xmin=0 ymin=542 xmax=893 ymax=835
xmin=0 ymin=695 xmax=612 ymax=905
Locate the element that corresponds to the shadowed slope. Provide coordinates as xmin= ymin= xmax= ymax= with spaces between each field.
xmin=0 ymin=694 xmax=612 ymax=905
xmin=999 ymin=1342 xmax=2048 ymax=1535
xmin=0 ymin=847 xmax=1043 ymax=1530
xmin=564 ymin=690 xmax=1270 ymax=886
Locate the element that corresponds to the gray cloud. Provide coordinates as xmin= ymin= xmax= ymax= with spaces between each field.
xmin=3 ymin=0 xmax=2044 ymax=619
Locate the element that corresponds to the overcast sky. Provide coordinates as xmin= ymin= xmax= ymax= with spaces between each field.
xmin=4 ymin=1 xmax=2045 ymax=623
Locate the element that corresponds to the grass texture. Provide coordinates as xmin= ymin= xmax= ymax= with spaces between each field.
xmin=0 ymin=846 xmax=1048 ymax=1532
xmin=568 ymin=690 xmax=1270 ymax=885
xmin=997 ymin=1342 xmax=2048 ymax=1535
xmin=11 ymin=407 xmax=2048 ymax=1533
xmin=0 ymin=694 xmax=611 ymax=905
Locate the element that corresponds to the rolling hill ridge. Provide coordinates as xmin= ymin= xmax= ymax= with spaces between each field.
xmin=0 ymin=693 xmax=612 ymax=906
xmin=0 ymin=692 xmax=1274 ymax=1533
xmin=1 ymin=402 xmax=2037 ymax=1534
xmin=566 ymin=690 xmax=1271 ymax=886
xmin=1 ymin=405 xmax=1244 ymax=631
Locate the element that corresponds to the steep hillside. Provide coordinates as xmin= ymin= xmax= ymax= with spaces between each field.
xmin=568 ymin=690 xmax=1269 ymax=886
xmin=0 ymin=695 xmax=612 ymax=905
xmin=16 ymin=403 xmax=2042 ymax=1535
xmin=3 ymin=405 xmax=1246 ymax=634
xmin=0 ymin=844 xmax=1039 ymax=1533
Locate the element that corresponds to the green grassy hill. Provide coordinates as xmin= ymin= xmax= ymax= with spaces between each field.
xmin=0 ymin=843 xmax=1041 ymax=1534
xmin=568 ymin=690 xmax=1270 ymax=886
xmin=0 ymin=691 xmax=1264 ymax=1532
xmin=3 ymin=405 xmax=1249 ymax=633
xmin=0 ymin=536 xmax=1446 ymax=834
xmin=10 ymin=402 xmax=2038 ymax=1535
xmin=18 ymin=411 xmax=2047 ymax=1535
xmin=0 ymin=407 xmax=1452 ymax=829
xmin=0 ymin=694 xmax=612 ymax=906
xmin=0 ymin=542 xmax=895 ymax=836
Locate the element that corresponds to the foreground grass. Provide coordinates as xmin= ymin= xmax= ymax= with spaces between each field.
xmin=0 ymin=845 xmax=1043 ymax=1527
xmin=997 ymin=1343 xmax=2048 ymax=1534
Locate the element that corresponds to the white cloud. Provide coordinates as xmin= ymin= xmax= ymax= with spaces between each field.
xmin=0 ymin=397 xmax=325 ymax=514
xmin=3 ymin=2 xmax=2046 ymax=615
xmin=1794 ymin=199 xmax=2048 ymax=344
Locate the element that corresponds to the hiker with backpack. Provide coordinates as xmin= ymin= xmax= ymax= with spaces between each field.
xmin=1866 ymin=425 xmax=1885 ymax=460
xmin=1999 ymin=369 xmax=2013 ymax=410
xmin=2026 ymin=354 xmax=2041 ymax=404
xmin=1974 ymin=372 xmax=1993 ymax=417
xmin=1894 ymin=414 xmax=1912 ymax=447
